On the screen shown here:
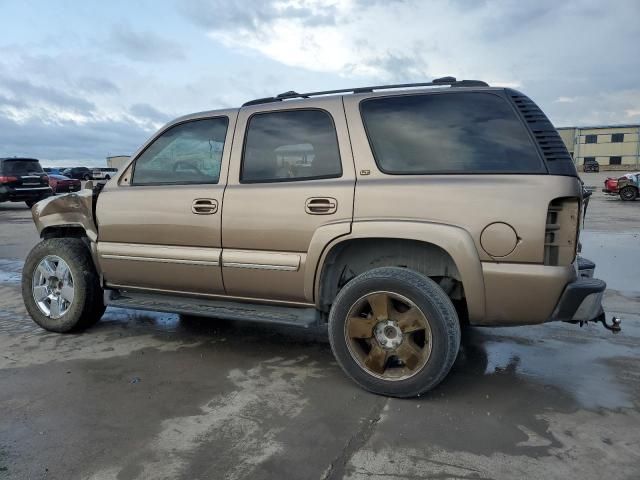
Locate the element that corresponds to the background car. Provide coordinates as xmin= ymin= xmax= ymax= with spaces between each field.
xmin=0 ymin=157 xmax=53 ymax=207
xmin=583 ymin=158 xmax=600 ymax=172
xmin=43 ymin=167 xmax=63 ymax=175
xmin=61 ymin=166 xmax=92 ymax=180
xmin=91 ymin=167 xmax=118 ymax=180
xmin=48 ymin=174 xmax=81 ymax=194
xmin=602 ymin=172 xmax=639 ymax=201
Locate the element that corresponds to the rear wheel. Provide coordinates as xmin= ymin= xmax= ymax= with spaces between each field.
xmin=83 ymin=174 xmax=91 ymax=180
xmin=620 ymin=186 xmax=638 ymax=201
xmin=25 ymin=200 xmax=37 ymax=208
xmin=328 ymin=267 xmax=461 ymax=398
xmin=22 ymin=238 xmax=105 ymax=332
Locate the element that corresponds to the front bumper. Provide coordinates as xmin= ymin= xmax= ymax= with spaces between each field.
xmin=549 ymin=257 xmax=605 ymax=323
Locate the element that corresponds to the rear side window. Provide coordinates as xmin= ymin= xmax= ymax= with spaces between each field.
xmin=241 ymin=109 xmax=342 ymax=183
xmin=1 ymin=159 xmax=43 ymax=175
xmin=360 ymin=92 xmax=545 ymax=174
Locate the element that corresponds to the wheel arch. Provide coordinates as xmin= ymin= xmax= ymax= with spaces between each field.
xmin=311 ymin=221 xmax=485 ymax=323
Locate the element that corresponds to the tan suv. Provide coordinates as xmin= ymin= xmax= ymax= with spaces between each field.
xmin=21 ymin=77 xmax=612 ymax=397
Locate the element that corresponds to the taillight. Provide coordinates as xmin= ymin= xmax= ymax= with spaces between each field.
xmin=544 ymin=197 xmax=580 ymax=266
xmin=0 ymin=176 xmax=18 ymax=183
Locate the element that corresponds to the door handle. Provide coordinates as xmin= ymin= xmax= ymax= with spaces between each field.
xmin=192 ymin=198 xmax=218 ymax=215
xmin=305 ymin=197 xmax=337 ymax=215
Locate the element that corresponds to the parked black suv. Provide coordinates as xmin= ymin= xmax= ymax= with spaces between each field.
xmin=583 ymin=158 xmax=600 ymax=172
xmin=0 ymin=158 xmax=53 ymax=207
xmin=61 ymin=167 xmax=93 ymax=180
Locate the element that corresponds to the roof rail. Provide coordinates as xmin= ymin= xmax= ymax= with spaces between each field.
xmin=242 ymin=76 xmax=489 ymax=107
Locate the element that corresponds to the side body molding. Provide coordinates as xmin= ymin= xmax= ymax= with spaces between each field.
xmin=308 ymin=220 xmax=486 ymax=323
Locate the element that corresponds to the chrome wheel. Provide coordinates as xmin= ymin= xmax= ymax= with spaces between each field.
xmin=344 ymin=291 xmax=432 ymax=381
xmin=31 ymin=255 xmax=74 ymax=319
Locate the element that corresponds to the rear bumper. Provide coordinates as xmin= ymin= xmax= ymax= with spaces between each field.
xmin=549 ymin=277 xmax=605 ymax=322
xmin=549 ymin=256 xmax=605 ymax=323
xmin=0 ymin=186 xmax=53 ymax=202
xmin=479 ymin=256 xmax=605 ymax=326
xmin=54 ymin=183 xmax=81 ymax=193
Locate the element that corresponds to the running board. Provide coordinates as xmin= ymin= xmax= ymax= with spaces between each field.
xmin=104 ymin=290 xmax=321 ymax=328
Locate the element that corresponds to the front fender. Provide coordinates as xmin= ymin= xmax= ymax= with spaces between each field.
xmin=32 ymin=190 xmax=98 ymax=242
xmin=310 ymin=220 xmax=486 ymax=323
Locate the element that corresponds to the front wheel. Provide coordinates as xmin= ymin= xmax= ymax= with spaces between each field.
xmin=22 ymin=238 xmax=105 ymax=332
xmin=328 ymin=267 xmax=461 ymax=398
xmin=620 ymin=186 xmax=638 ymax=201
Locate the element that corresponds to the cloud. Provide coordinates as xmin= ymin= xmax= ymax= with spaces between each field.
xmin=179 ymin=0 xmax=337 ymax=32
xmin=107 ymin=24 xmax=186 ymax=62
xmin=0 ymin=75 xmax=95 ymax=113
xmin=0 ymin=112 xmax=150 ymax=161
xmin=75 ymin=76 xmax=120 ymax=95
xmin=129 ymin=103 xmax=171 ymax=124
xmin=555 ymin=97 xmax=577 ymax=104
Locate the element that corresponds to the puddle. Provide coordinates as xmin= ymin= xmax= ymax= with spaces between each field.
xmin=580 ymin=231 xmax=640 ymax=294
xmin=474 ymin=322 xmax=640 ymax=409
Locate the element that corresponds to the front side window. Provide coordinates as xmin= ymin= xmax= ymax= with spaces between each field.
xmin=585 ymin=134 xmax=597 ymax=144
xmin=241 ymin=110 xmax=342 ymax=183
xmin=360 ymin=92 xmax=545 ymax=174
xmin=132 ymin=117 xmax=228 ymax=185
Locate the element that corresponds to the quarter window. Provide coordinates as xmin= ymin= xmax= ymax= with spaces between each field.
xmin=132 ymin=117 xmax=228 ymax=185
xmin=241 ymin=110 xmax=342 ymax=183
xmin=360 ymin=92 xmax=545 ymax=174
xmin=585 ymin=134 xmax=597 ymax=144
xmin=611 ymin=133 xmax=624 ymax=143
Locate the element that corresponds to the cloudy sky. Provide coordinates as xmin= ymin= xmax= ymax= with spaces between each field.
xmin=1 ymin=0 xmax=638 ymax=164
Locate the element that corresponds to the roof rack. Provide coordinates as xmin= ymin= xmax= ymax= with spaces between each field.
xmin=242 ymin=76 xmax=489 ymax=107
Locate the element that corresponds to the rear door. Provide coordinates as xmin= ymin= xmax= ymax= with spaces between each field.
xmin=221 ymin=98 xmax=355 ymax=303
xmin=96 ymin=113 xmax=236 ymax=295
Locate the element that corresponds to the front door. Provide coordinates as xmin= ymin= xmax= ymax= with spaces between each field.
xmin=96 ymin=113 xmax=236 ymax=295
xmin=221 ymin=98 xmax=355 ymax=303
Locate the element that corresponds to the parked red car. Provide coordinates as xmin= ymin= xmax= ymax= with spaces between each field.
xmin=603 ymin=172 xmax=639 ymax=201
xmin=48 ymin=174 xmax=81 ymax=194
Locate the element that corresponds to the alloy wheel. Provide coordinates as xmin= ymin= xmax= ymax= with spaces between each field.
xmin=344 ymin=291 xmax=432 ymax=381
xmin=31 ymin=255 xmax=74 ymax=319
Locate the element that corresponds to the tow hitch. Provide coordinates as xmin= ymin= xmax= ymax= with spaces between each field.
xmin=568 ymin=313 xmax=622 ymax=333
xmin=598 ymin=313 xmax=622 ymax=333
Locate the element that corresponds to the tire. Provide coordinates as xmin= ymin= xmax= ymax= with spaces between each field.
xmin=104 ymin=175 xmax=110 ymax=180
xmin=620 ymin=186 xmax=638 ymax=201
xmin=328 ymin=267 xmax=461 ymax=398
xmin=25 ymin=200 xmax=36 ymax=208
xmin=22 ymin=238 xmax=105 ymax=333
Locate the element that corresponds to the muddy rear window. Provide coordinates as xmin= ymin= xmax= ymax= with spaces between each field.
xmin=360 ymin=92 xmax=546 ymax=174
xmin=1 ymin=160 xmax=44 ymax=175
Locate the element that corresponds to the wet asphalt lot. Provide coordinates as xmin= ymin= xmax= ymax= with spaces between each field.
xmin=1 ymin=173 xmax=639 ymax=480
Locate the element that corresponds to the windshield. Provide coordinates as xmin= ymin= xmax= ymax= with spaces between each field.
xmin=1 ymin=160 xmax=44 ymax=175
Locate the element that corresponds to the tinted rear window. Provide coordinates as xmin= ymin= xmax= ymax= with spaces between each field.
xmin=1 ymin=159 xmax=44 ymax=175
xmin=360 ymin=92 xmax=545 ymax=174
